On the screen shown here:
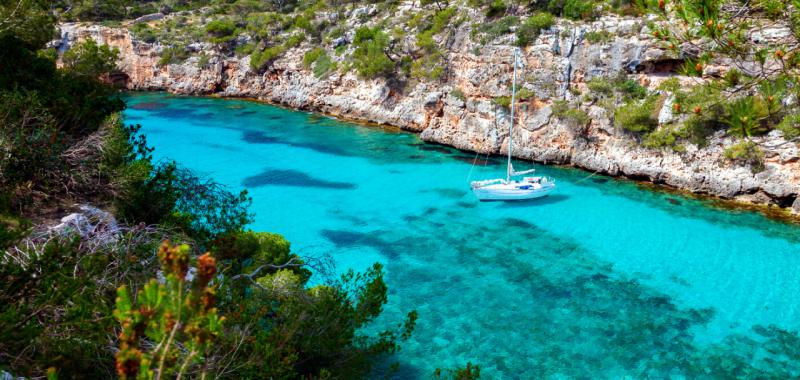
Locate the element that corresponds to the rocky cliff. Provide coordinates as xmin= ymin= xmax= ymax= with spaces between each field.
xmin=58 ymin=15 xmax=800 ymax=214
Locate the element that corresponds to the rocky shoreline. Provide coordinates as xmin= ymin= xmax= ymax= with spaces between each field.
xmin=58 ymin=17 xmax=800 ymax=214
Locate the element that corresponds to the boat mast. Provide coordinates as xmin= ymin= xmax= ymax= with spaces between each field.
xmin=507 ymin=48 xmax=518 ymax=182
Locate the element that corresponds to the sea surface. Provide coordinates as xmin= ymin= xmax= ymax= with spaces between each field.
xmin=124 ymin=92 xmax=800 ymax=379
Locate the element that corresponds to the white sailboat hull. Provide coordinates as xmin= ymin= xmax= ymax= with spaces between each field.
xmin=471 ymin=178 xmax=556 ymax=201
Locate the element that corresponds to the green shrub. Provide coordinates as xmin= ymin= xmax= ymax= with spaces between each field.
xmin=411 ymin=52 xmax=446 ymax=81
xmin=235 ymin=42 xmax=257 ymax=57
xmin=313 ymin=54 xmax=336 ymax=78
xmin=451 ymin=88 xmax=466 ymax=101
xmin=516 ymin=87 xmax=534 ymax=101
xmin=486 ymin=0 xmax=507 ymax=17
xmin=352 ymin=26 xmax=395 ymax=78
xmin=564 ymin=0 xmax=595 ymax=19
xmin=723 ymin=97 xmax=768 ymax=137
xmin=0 ymin=33 xmax=123 ymax=205
xmin=587 ymin=75 xmax=647 ymax=102
xmin=493 ymin=96 xmax=511 ymax=108
xmin=197 ymin=53 xmax=211 ymax=68
xmin=475 ymin=16 xmax=518 ymax=44
xmin=682 ymin=114 xmax=720 ymax=147
xmin=63 ymin=39 xmax=119 ymax=77
xmin=104 ymin=118 xmax=252 ymax=244
xmin=549 ymin=0 xmax=595 ymax=20
xmin=516 ymin=12 xmax=554 ymax=47
xmin=552 ymin=100 xmax=590 ymax=127
xmin=615 ymin=95 xmax=660 ymax=133
xmin=285 ymin=32 xmax=305 ymax=48
xmin=293 ymin=14 xmax=313 ymax=33
xmin=205 ymin=19 xmax=237 ymax=44
xmin=642 ymin=126 xmax=687 ymax=151
xmin=250 ymin=45 xmax=286 ymax=71
xmin=724 ymin=140 xmax=765 ymax=173
xmin=130 ymin=23 xmax=157 ymax=43
xmin=776 ymin=114 xmax=800 ymax=140
xmin=585 ymin=30 xmax=614 ymax=43
xmin=758 ymin=0 xmax=786 ymax=19
xmin=158 ymin=45 xmax=190 ymax=66
xmin=431 ymin=7 xmax=457 ymax=34
xmin=303 ymin=47 xmax=326 ymax=68
xmin=0 ymin=236 xmax=148 ymax=378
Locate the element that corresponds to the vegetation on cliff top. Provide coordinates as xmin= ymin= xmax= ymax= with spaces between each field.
xmin=1 ymin=1 xmax=424 ymax=378
xmin=54 ymin=0 xmax=800 ymax=174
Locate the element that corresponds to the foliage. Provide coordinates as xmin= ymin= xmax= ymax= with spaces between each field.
xmin=303 ymin=47 xmax=326 ymax=68
xmin=516 ymin=12 xmax=554 ymax=47
xmin=474 ymin=16 xmax=518 ymax=44
xmin=0 ymin=232 xmax=163 ymax=378
xmin=251 ymin=45 xmax=285 ymax=71
xmin=411 ymin=52 xmax=446 ymax=81
xmin=130 ymin=23 xmax=157 ymax=43
xmin=205 ymin=18 xmax=238 ymax=44
xmin=641 ymin=0 xmax=800 ymax=145
xmin=0 ymin=0 xmax=56 ymax=48
xmin=158 ymin=45 xmax=190 ymax=66
xmin=776 ymin=114 xmax=800 ymax=140
xmin=723 ymin=97 xmax=768 ymax=138
xmin=485 ymin=0 xmax=507 ymax=17
xmin=494 ymin=96 xmax=511 ymax=108
xmin=642 ymin=126 xmax=686 ymax=151
xmin=250 ymin=33 xmax=303 ymax=71
xmin=352 ymin=26 xmax=395 ymax=78
xmin=451 ymin=88 xmax=466 ymax=101
xmin=208 ymin=230 xmax=417 ymax=378
xmin=115 ymin=242 xmax=223 ymax=379
xmin=61 ymin=39 xmax=120 ymax=78
xmin=723 ymin=140 xmax=765 ymax=173
xmin=615 ymin=95 xmax=660 ymax=133
xmin=587 ymin=74 xmax=647 ymax=105
xmin=0 ymin=8 xmax=124 ymax=210
xmin=548 ymin=0 xmax=596 ymax=20
xmin=585 ymin=30 xmax=614 ymax=43
xmin=552 ymin=100 xmax=590 ymax=127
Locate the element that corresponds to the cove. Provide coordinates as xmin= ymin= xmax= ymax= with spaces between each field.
xmin=124 ymin=92 xmax=800 ymax=378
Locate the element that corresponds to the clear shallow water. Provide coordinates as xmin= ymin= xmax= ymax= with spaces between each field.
xmin=125 ymin=93 xmax=800 ymax=378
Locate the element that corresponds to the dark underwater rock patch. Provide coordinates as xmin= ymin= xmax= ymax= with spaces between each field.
xmin=417 ymin=145 xmax=455 ymax=154
xmin=152 ymin=107 xmax=200 ymax=119
xmin=242 ymin=130 xmax=279 ymax=144
xmin=242 ymin=169 xmax=356 ymax=189
xmin=320 ymin=229 xmax=398 ymax=259
xmin=130 ymin=101 xmax=168 ymax=110
xmin=426 ymin=188 xmax=467 ymax=199
xmin=503 ymin=217 xmax=537 ymax=229
xmin=242 ymin=130 xmax=353 ymax=156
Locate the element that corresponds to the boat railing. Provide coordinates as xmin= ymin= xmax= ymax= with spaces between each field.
xmin=470 ymin=179 xmax=505 ymax=188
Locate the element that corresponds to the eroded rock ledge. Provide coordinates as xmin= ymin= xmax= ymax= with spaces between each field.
xmin=58 ymin=19 xmax=800 ymax=214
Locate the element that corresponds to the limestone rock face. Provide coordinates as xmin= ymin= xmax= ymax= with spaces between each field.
xmin=57 ymin=17 xmax=800 ymax=210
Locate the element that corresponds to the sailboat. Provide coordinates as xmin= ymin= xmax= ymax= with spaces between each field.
xmin=471 ymin=48 xmax=556 ymax=201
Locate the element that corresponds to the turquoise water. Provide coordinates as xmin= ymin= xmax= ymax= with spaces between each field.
xmin=124 ymin=93 xmax=800 ymax=378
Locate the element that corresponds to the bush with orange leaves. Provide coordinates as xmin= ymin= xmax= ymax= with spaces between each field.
xmin=113 ymin=241 xmax=224 ymax=380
